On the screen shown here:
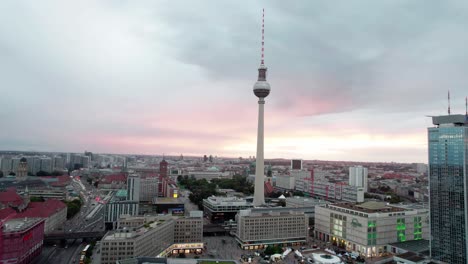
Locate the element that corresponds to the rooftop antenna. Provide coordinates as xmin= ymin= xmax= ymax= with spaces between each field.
xmin=448 ymin=90 xmax=451 ymax=115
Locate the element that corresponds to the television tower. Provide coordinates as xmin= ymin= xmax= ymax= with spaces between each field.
xmin=253 ymin=9 xmax=270 ymax=207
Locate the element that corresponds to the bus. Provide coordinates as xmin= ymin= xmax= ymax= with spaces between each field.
xmin=81 ymin=244 xmax=90 ymax=256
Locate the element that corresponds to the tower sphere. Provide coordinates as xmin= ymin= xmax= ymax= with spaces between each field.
xmin=253 ymin=64 xmax=270 ymax=98
xmin=253 ymin=81 xmax=270 ymax=98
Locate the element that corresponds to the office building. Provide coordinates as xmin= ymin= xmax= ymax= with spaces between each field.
xmin=276 ymin=175 xmax=295 ymax=190
xmin=428 ymin=114 xmax=468 ymax=263
xmin=174 ymin=211 xmax=203 ymax=243
xmin=101 ymin=213 xmax=204 ymax=264
xmin=11 ymin=157 xmax=21 ymax=174
xmin=127 ymin=174 xmax=140 ymax=202
xmin=291 ymin=159 xmax=303 ymax=170
xmin=0 ymin=218 xmax=45 ymax=264
xmin=140 ymin=177 xmax=159 ymax=202
xmin=105 ymin=201 xmax=139 ymax=229
xmin=53 ymin=156 xmax=66 ymax=171
xmin=285 ymin=196 xmax=328 ymax=227
xmin=40 ymin=157 xmax=53 ymax=173
xmin=314 ymin=201 xmax=429 ymax=258
xmin=100 ymin=216 xmax=174 ymax=264
xmin=235 ymin=207 xmax=309 ymax=249
xmin=203 ymin=196 xmax=253 ymax=223
xmin=297 ymin=179 xmax=364 ymax=203
xmin=1 ymin=157 xmax=12 ymax=174
xmin=349 ymin=166 xmax=368 ymax=192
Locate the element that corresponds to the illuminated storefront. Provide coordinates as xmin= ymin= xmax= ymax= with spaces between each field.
xmin=157 ymin=243 xmax=204 ymax=257
xmin=315 ymin=202 xmax=429 ymax=258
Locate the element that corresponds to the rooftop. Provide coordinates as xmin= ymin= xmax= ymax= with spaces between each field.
xmin=105 ymin=216 xmax=173 ymax=241
xmin=3 ymin=217 xmax=43 ymax=233
xmin=330 ymin=201 xmax=405 ymax=213
xmin=395 ymin=252 xmax=426 ymax=262
xmin=154 ymin=197 xmax=184 ymax=204
xmin=389 ymin=239 xmax=429 ymax=254
xmin=432 ymin=114 xmax=468 ymax=126
xmin=204 ymin=196 xmax=252 ymax=206
xmin=0 ymin=188 xmax=23 ymax=207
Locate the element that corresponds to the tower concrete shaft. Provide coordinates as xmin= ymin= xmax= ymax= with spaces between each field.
xmin=253 ymin=98 xmax=266 ymax=206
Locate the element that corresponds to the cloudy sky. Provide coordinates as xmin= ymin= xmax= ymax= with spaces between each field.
xmin=1 ymin=1 xmax=467 ymax=162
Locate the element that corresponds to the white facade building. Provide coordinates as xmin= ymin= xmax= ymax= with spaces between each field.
xmin=297 ymin=179 xmax=364 ymax=203
xmin=314 ymin=202 xmax=429 ymax=258
xmin=127 ymin=174 xmax=140 ymax=202
xmin=235 ymin=207 xmax=309 ymax=249
xmin=101 ymin=212 xmax=204 ymax=264
xmin=100 ymin=216 xmax=175 ymax=264
xmin=349 ymin=166 xmax=368 ymax=192
xmin=276 ymin=175 xmax=295 ymax=190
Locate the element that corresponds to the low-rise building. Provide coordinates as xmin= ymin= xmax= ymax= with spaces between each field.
xmin=203 ymin=196 xmax=253 ymax=224
xmin=285 ymin=196 xmax=328 ymax=227
xmin=275 ymin=175 xmax=295 ymax=190
xmin=314 ymin=201 xmax=429 ymax=258
xmin=101 ymin=212 xmax=204 ymax=264
xmin=235 ymin=207 xmax=309 ymax=250
xmin=174 ymin=211 xmax=203 ymax=244
xmin=28 ymin=188 xmax=68 ymax=200
xmin=16 ymin=199 xmax=67 ymax=234
xmin=105 ymin=201 xmax=139 ymax=229
xmin=100 ymin=217 xmax=174 ymax=264
xmin=297 ymin=180 xmax=364 ymax=203
xmin=0 ymin=217 xmax=45 ymax=264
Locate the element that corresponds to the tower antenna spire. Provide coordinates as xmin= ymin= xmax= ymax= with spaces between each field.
xmin=448 ymin=90 xmax=451 ymax=115
xmin=261 ymin=8 xmax=265 ymax=65
xmin=465 ymin=96 xmax=467 ymax=116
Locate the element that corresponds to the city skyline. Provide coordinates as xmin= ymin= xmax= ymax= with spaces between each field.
xmin=1 ymin=1 xmax=468 ymax=163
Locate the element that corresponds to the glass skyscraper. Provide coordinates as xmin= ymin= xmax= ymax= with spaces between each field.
xmin=428 ymin=114 xmax=468 ymax=264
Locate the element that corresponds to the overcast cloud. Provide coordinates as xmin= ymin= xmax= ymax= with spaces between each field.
xmin=1 ymin=1 xmax=467 ymax=162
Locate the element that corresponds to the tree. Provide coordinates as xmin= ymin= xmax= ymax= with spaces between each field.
xmin=51 ymin=170 xmax=64 ymax=176
xmin=36 ymin=171 xmax=50 ymax=176
xmin=65 ymin=199 xmax=82 ymax=219
xmin=30 ymin=196 xmax=45 ymax=202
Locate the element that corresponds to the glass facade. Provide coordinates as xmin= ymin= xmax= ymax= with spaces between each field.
xmin=428 ymin=124 xmax=468 ymax=264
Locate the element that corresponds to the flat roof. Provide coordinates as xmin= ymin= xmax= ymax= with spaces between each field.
xmin=3 ymin=217 xmax=43 ymax=232
xmin=432 ymin=114 xmax=468 ymax=125
xmin=331 ymin=201 xmax=405 ymax=213
xmin=395 ymin=252 xmax=426 ymax=262
xmin=154 ymin=197 xmax=184 ymax=204
xmin=389 ymin=239 xmax=429 ymax=254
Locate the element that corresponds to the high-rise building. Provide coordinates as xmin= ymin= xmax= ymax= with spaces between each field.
xmin=349 ymin=165 xmax=368 ymax=192
xmin=291 ymin=159 xmax=303 ymax=170
xmin=127 ymin=174 xmax=140 ymax=202
xmin=252 ymin=9 xmax=270 ymax=207
xmin=40 ymin=157 xmax=52 ymax=173
xmin=53 ymin=156 xmax=65 ymax=171
xmin=140 ymin=177 xmax=159 ymax=202
xmin=0 ymin=157 xmax=12 ymax=174
xmin=11 ymin=157 xmax=21 ymax=174
xmin=428 ymin=114 xmax=468 ymax=264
